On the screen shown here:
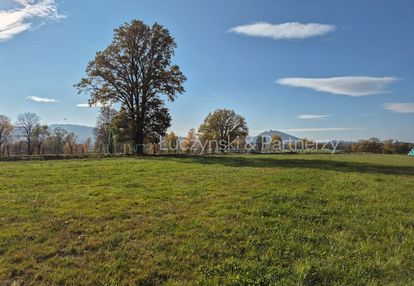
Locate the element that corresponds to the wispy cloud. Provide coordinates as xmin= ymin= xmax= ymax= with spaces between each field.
xmin=383 ymin=103 xmax=414 ymax=113
xmin=76 ymin=103 xmax=103 ymax=108
xmin=298 ymin=114 xmax=331 ymax=120
xmin=0 ymin=0 xmax=65 ymax=42
xmin=280 ymin=127 xmax=365 ymax=132
xmin=277 ymin=76 xmax=398 ymax=96
xmin=27 ymin=95 xmax=58 ymax=103
xmin=229 ymin=22 xmax=336 ymax=40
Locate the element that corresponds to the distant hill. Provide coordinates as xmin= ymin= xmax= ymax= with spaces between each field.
xmin=49 ymin=124 xmax=95 ymax=143
xmin=256 ymin=130 xmax=301 ymax=142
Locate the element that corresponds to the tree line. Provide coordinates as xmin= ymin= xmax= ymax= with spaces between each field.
xmin=342 ymin=138 xmax=413 ymax=154
xmin=1 ymin=109 xmax=412 ymax=158
xmin=0 ymin=113 xmax=91 ymax=157
xmin=94 ymin=108 xmax=250 ymax=154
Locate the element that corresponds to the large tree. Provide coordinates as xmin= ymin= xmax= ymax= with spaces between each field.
xmin=76 ymin=20 xmax=186 ymax=154
xmin=198 ymin=109 xmax=248 ymax=152
xmin=0 ymin=115 xmax=14 ymax=156
xmin=17 ymin=112 xmax=41 ymax=155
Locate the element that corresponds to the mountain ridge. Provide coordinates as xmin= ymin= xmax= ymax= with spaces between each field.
xmin=257 ymin=130 xmax=301 ymax=142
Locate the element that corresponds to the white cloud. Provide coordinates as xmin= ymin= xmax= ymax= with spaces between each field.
xmin=277 ymin=76 xmax=398 ymax=96
xmin=76 ymin=102 xmax=103 ymax=108
xmin=298 ymin=114 xmax=331 ymax=120
xmin=229 ymin=22 xmax=336 ymax=40
xmin=27 ymin=95 xmax=58 ymax=103
xmin=383 ymin=103 xmax=414 ymax=113
xmin=0 ymin=0 xmax=65 ymax=42
xmin=280 ymin=127 xmax=365 ymax=132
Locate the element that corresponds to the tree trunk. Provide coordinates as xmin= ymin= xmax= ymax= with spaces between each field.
xmin=134 ymin=138 xmax=144 ymax=154
xmin=28 ymin=139 xmax=31 ymax=155
xmin=133 ymin=131 xmax=145 ymax=155
xmin=132 ymin=121 xmax=145 ymax=155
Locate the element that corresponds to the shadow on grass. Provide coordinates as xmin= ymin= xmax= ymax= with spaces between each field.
xmin=178 ymin=155 xmax=414 ymax=176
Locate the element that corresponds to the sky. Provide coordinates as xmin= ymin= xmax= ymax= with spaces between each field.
xmin=0 ymin=0 xmax=413 ymax=141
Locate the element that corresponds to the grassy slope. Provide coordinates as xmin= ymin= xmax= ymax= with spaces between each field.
xmin=0 ymin=154 xmax=413 ymax=285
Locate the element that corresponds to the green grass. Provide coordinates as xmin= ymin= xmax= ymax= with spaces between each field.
xmin=0 ymin=154 xmax=413 ymax=285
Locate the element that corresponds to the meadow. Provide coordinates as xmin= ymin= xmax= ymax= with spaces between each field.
xmin=0 ymin=154 xmax=413 ymax=285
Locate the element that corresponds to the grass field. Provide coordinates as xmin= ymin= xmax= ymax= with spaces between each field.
xmin=0 ymin=154 xmax=413 ymax=285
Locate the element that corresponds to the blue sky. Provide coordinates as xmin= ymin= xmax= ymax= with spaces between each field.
xmin=0 ymin=0 xmax=413 ymax=141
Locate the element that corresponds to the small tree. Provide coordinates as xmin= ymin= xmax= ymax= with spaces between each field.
xmin=382 ymin=139 xmax=395 ymax=154
xmin=48 ymin=127 xmax=67 ymax=155
xmin=182 ymin=128 xmax=197 ymax=154
xmin=95 ymin=106 xmax=118 ymax=154
xmin=165 ymin=131 xmax=178 ymax=153
xmin=394 ymin=141 xmax=411 ymax=154
xmin=0 ymin=115 xmax=14 ymax=157
xmin=17 ymin=112 xmax=41 ymax=155
xmin=83 ymin=137 xmax=92 ymax=154
xmin=271 ymin=135 xmax=282 ymax=152
xmin=367 ymin=137 xmax=383 ymax=153
xmin=198 ymin=109 xmax=248 ymax=152
xmin=300 ymin=137 xmax=315 ymax=151
xmin=64 ymin=132 xmax=77 ymax=155
xmin=33 ymin=125 xmax=49 ymax=155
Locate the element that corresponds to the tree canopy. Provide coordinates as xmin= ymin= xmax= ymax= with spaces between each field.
xmin=17 ymin=112 xmax=41 ymax=155
xmin=0 ymin=115 xmax=14 ymax=153
xmin=198 ymin=109 xmax=248 ymax=152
